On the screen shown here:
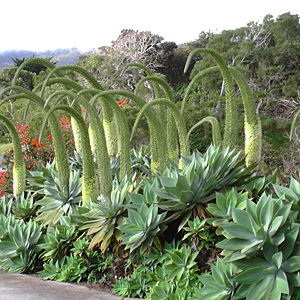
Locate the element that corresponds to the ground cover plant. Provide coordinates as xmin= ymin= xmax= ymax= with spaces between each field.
xmin=0 ymin=43 xmax=299 ymax=300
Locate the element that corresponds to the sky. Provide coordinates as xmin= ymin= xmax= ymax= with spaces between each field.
xmin=0 ymin=0 xmax=299 ymax=52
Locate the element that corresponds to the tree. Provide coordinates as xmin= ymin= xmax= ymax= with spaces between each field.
xmin=12 ymin=56 xmax=56 ymax=76
xmin=78 ymin=30 xmax=164 ymax=91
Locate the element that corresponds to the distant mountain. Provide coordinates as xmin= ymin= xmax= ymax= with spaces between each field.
xmin=0 ymin=48 xmax=92 ymax=71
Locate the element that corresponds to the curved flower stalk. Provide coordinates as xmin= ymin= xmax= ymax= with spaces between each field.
xmin=122 ymin=63 xmax=164 ymax=120
xmin=101 ymin=101 xmax=119 ymax=157
xmin=12 ymin=60 xmax=87 ymax=155
xmin=0 ymin=86 xmax=70 ymax=190
xmin=135 ymin=75 xmax=175 ymax=101
xmin=229 ymin=67 xmax=262 ymax=166
xmin=42 ymin=105 xmax=97 ymax=204
xmin=290 ymin=109 xmax=300 ymax=140
xmin=187 ymin=116 xmax=222 ymax=148
xmin=184 ymin=49 xmax=237 ymax=149
xmin=181 ymin=66 xmax=220 ymax=115
xmin=121 ymin=63 xmax=166 ymax=157
xmin=92 ymin=89 xmax=168 ymax=173
xmin=39 ymin=65 xmax=104 ymax=96
xmin=44 ymin=90 xmax=112 ymax=198
xmin=135 ymin=75 xmax=178 ymax=162
xmin=39 ymin=65 xmax=109 ymax=156
xmin=20 ymin=76 xmax=86 ymax=123
xmin=131 ymin=98 xmax=190 ymax=169
xmin=90 ymin=92 xmax=131 ymax=181
xmin=0 ymin=114 xmax=25 ymax=199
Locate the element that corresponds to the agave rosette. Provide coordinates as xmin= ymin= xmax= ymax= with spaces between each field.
xmin=153 ymin=145 xmax=256 ymax=225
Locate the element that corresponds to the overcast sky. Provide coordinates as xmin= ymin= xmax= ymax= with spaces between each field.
xmin=0 ymin=0 xmax=299 ymax=52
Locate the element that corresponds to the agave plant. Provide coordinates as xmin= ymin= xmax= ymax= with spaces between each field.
xmin=40 ymin=224 xmax=79 ymax=263
xmin=81 ymin=177 xmax=132 ymax=252
xmin=12 ymin=192 xmax=37 ymax=221
xmin=153 ymin=145 xmax=256 ymax=229
xmin=0 ymin=214 xmax=17 ymax=239
xmin=231 ymin=224 xmax=300 ymax=300
xmin=0 ymin=195 xmax=13 ymax=217
xmin=35 ymin=169 xmax=82 ymax=227
xmin=233 ymin=234 xmax=300 ymax=300
xmin=217 ymin=193 xmax=295 ymax=262
xmin=182 ymin=217 xmax=216 ymax=251
xmin=118 ymin=182 xmax=167 ymax=254
xmin=0 ymin=219 xmax=44 ymax=273
xmin=207 ymin=188 xmax=249 ymax=234
xmin=197 ymin=258 xmax=239 ymax=300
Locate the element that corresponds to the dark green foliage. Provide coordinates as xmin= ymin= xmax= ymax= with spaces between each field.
xmin=189 ymin=12 xmax=300 ymax=115
xmin=12 ymin=56 xmax=55 ymax=75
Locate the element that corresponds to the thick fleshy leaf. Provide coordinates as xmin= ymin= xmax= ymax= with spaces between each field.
xmin=275 ymin=269 xmax=289 ymax=295
xmin=221 ymin=223 xmax=254 ymax=239
xmin=233 ymin=267 xmax=268 ymax=284
xmin=246 ymin=275 xmax=274 ymax=300
xmin=282 ymin=256 xmax=300 ymax=273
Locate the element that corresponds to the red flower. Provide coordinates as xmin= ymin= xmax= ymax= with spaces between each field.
xmin=47 ymin=135 xmax=52 ymax=139
xmin=32 ymin=138 xmax=39 ymax=147
xmin=20 ymin=125 xmax=29 ymax=131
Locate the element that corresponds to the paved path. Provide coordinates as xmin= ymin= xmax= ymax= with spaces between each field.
xmin=0 ymin=270 xmax=123 ymax=300
xmin=0 ymin=155 xmax=5 ymax=172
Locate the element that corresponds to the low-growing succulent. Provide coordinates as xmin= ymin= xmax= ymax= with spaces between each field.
xmin=154 ymin=145 xmax=256 ymax=228
xmin=40 ymin=224 xmax=79 ymax=263
xmin=81 ymin=177 xmax=132 ymax=252
xmin=182 ymin=217 xmax=217 ymax=251
xmin=197 ymin=258 xmax=239 ymax=300
xmin=0 ymin=218 xmax=44 ymax=273
xmin=35 ymin=169 xmax=82 ymax=227
xmin=217 ymin=192 xmax=294 ymax=261
xmin=207 ymin=188 xmax=248 ymax=234
xmin=118 ymin=201 xmax=167 ymax=254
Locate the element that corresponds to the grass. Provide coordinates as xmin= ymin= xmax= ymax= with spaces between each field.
xmin=0 ymin=143 xmax=13 ymax=155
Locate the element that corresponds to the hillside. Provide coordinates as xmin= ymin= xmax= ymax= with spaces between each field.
xmin=0 ymin=48 xmax=92 ymax=71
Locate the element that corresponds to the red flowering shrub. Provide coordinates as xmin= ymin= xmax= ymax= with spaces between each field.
xmin=1 ymin=114 xmax=75 ymax=196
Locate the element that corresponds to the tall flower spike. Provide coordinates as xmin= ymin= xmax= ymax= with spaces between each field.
xmin=90 ymin=89 xmax=168 ymax=173
xmin=131 ymin=98 xmax=190 ymax=169
xmin=44 ymin=89 xmax=112 ymax=198
xmin=229 ymin=67 xmax=262 ymax=166
xmin=42 ymin=105 xmax=97 ymax=204
xmin=184 ymin=49 xmax=238 ymax=150
xmin=0 ymin=86 xmax=70 ymax=191
xmin=0 ymin=114 xmax=26 ymax=199
xmin=135 ymin=75 xmax=178 ymax=162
